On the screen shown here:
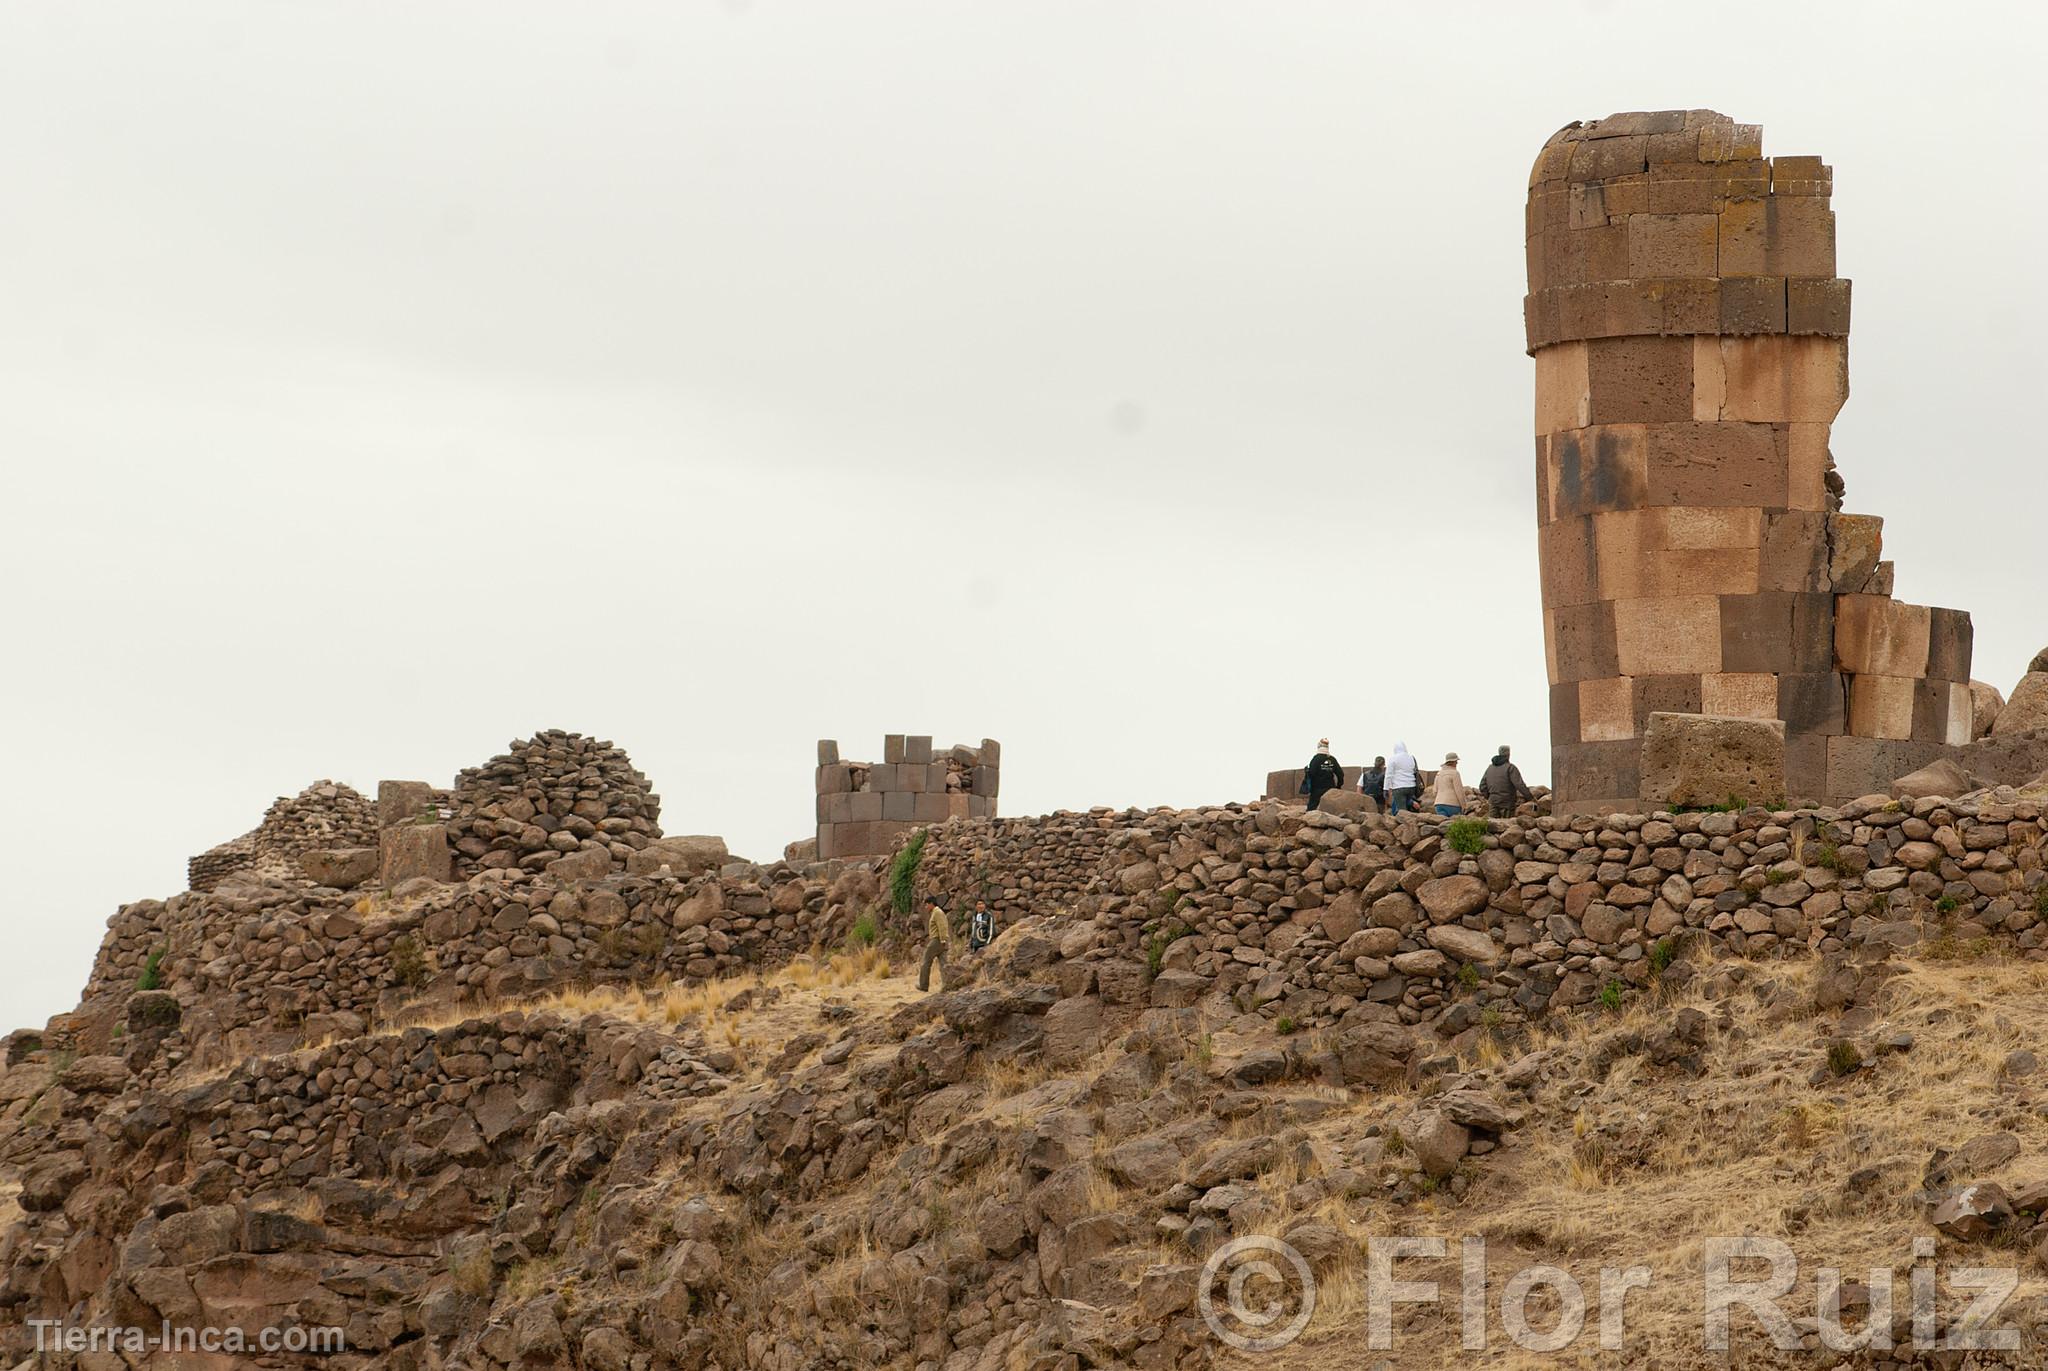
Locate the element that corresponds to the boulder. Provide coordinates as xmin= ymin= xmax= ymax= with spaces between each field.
xmin=1418 ymin=875 xmax=1487 ymax=923
xmin=1425 ymin=925 xmax=1502 ymax=967
xmin=1970 ymin=681 xmax=2006 ymax=740
xmin=1890 ymin=756 xmax=1977 ymax=802
xmin=300 ymin=846 xmax=377 ymax=889
xmin=2033 ymin=646 xmax=2048 ymax=674
xmin=1315 ymin=789 xmax=1370 ymax=818
xmin=376 ymin=779 xmax=440 ymax=829
xmin=1640 ymin=712 xmax=1786 ymax=809
xmin=546 ymin=847 xmax=611 ymax=882
xmin=626 ymin=835 xmax=729 ymax=876
xmin=1932 ymin=1183 xmax=2014 ymax=1242
xmin=1042 ymin=996 xmax=1103 ymax=1068
xmin=1399 ymin=1106 xmax=1469 ymax=1179
xmin=1991 ymin=673 xmax=2048 ymax=738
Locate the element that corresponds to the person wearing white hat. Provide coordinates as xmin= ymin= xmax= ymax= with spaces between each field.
xmin=1432 ymin=752 xmax=1468 ymax=817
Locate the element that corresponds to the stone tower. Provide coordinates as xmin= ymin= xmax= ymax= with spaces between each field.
xmin=1524 ymin=111 xmax=1972 ymax=812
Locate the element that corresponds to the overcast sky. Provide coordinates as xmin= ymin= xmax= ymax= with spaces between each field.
xmin=3 ymin=1 xmax=2042 ymax=1031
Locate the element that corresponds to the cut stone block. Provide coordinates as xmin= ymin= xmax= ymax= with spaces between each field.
xmin=1613 ymin=595 xmax=1722 ymax=676
xmin=1847 ymin=675 xmax=1916 ymax=741
xmin=1579 ymin=677 xmax=1635 ymax=742
xmin=817 ymin=739 xmax=840 ymax=766
xmin=1644 ymin=422 xmax=1788 ymax=507
xmin=1545 ymin=600 xmax=1620 ymax=682
xmin=1586 ymin=336 xmax=1696 ymax=424
xmin=1827 ymin=514 xmax=1884 ymax=591
xmin=1834 ymin=595 xmax=1931 ymax=678
xmin=380 ymin=823 xmax=453 ymax=887
xmin=1640 ymin=712 xmax=1786 ymax=809
xmin=1702 ymin=672 xmax=1780 ymax=719
xmin=1717 ymin=336 xmax=1848 ymax=424
xmin=377 ymin=780 xmax=439 ymax=831
xmin=905 ymin=736 xmax=934 ymax=765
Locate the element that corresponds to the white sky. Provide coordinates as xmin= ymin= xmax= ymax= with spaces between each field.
xmin=3 ymin=0 xmax=2043 ymax=1031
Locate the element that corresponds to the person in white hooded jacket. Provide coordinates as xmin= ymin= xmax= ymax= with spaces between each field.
xmin=1385 ymin=743 xmax=1422 ymax=815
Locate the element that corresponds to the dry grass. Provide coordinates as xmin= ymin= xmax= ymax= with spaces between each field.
xmin=1226 ymin=953 xmax=2048 ymax=1370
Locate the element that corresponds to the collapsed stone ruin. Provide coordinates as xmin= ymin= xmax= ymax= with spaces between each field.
xmin=815 ymin=734 xmax=1000 ymax=859
xmin=1526 ymin=110 xmax=1983 ymax=813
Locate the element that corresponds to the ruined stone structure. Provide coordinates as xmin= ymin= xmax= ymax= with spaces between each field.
xmin=815 ymin=734 xmax=999 ymax=859
xmin=1526 ymin=110 xmax=1973 ymax=812
xmin=185 ymin=780 xmax=378 ymax=891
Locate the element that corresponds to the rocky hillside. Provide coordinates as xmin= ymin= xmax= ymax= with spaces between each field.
xmin=5 ymin=741 xmax=2048 ymax=1369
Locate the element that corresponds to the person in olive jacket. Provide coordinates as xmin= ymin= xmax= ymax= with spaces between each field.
xmin=1303 ymin=739 xmax=1344 ymax=812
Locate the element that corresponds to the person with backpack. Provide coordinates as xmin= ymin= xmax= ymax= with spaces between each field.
xmin=1358 ymin=756 xmax=1387 ymax=812
xmin=1385 ymin=743 xmax=1422 ymax=815
xmin=969 ymin=900 xmax=995 ymax=951
xmin=1302 ymin=739 xmax=1344 ymax=811
xmin=1481 ymin=744 xmax=1535 ymax=817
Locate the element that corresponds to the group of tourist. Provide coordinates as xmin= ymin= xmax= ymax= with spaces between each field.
xmin=1302 ymin=738 xmax=1534 ymax=817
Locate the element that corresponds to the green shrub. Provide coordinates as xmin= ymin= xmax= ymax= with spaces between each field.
xmin=888 ymin=830 xmax=928 ymax=917
xmin=1649 ymin=937 xmax=1678 ymax=973
xmin=2036 ymin=887 xmax=2048 ymax=919
xmin=1456 ymin=962 xmax=1480 ymax=991
xmin=1826 ymin=1040 xmax=1862 ymax=1077
xmin=1274 ymin=1015 xmax=1298 ymax=1035
xmin=1763 ymin=867 xmax=1795 ymax=886
xmin=1479 ymin=1005 xmax=1503 ymax=1029
xmin=136 ymin=947 xmax=166 ymax=992
xmin=847 ymin=909 xmax=880 ymax=949
xmin=1597 ymin=980 xmax=1625 ymax=1013
xmin=1445 ymin=817 xmax=1487 ymax=856
xmin=1812 ymin=841 xmax=1845 ymax=874
xmin=1145 ymin=922 xmax=1189 ymax=978
xmin=1935 ymin=894 xmax=1961 ymax=915
xmin=389 ymin=934 xmax=429 ymax=987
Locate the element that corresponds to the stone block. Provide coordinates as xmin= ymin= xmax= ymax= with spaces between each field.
xmin=1702 ymin=672 xmax=1779 ymax=719
xmin=905 ymin=736 xmax=934 ymax=765
xmin=926 ymin=761 xmax=949 ymax=792
xmin=1539 ymin=515 xmax=1601 ymax=607
xmin=1660 ymin=277 xmax=1720 ymax=334
xmin=1827 ymin=513 xmax=1885 ymax=591
xmin=1586 ymin=336 xmax=1696 ymax=423
xmin=1613 ymin=595 xmax=1722 ymax=676
xmin=913 ymin=792 xmax=951 ymax=823
xmin=970 ymin=765 xmax=1000 ymax=797
xmin=1848 ymin=675 xmax=1916 ymax=741
xmin=1720 ymin=591 xmax=1834 ymax=675
xmin=1757 ymin=512 xmax=1831 ymax=593
xmin=1631 ymin=673 xmax=1704 ymax=732
xmin=868 ymin=763 xmax=898 ymax=792
xmin=1569 ymin=135 xmax=1649 ymax=181
xmin=1578 ymin=677 xmax=1635 ymax=742
xmin=899 ymin=762 xmax=926 ymax=794
xmin=1644 ymin=422 xmax=1788 ymax=507
xmin=884 ymin=734 xmax=906 ymax=764
xmin=816 ymin=763 xmax=851 ymax=794
xmin=1778 ymin=672 xmax=1849 ymax=735
xmin=1784 ymin=424 xmax=1831 ymax=512
xmin=1640 ymin=712 xmax=1786 ymax=809
xmin=1534 ymin=341 xmax=1590 ymax=434
xmin=1719 ymin=276 xmax=1787 ymax=334
xmin=377 ymin=780 xmax=439 ymax=830
xmin=1785 ymin=733 xmax=1829 ymax=804
xmin=817 ymin=739 xmax=840 ymax=766
xmin=1834 ymin=595 xmax=1931 ymax=678
xmin=1771 ymin=156 xmax=1832 ymax=196
xmin=1545 ymin=600 xmax=1620 ymax=682
xmin=1658 ymin=505 xmax=1762 ymax=550
xmin=882 ymin=791 xmax=916 ymax=822
xmin=380 ymin=823 xmax=453 ymax=887
xmin=1926 ymin=608 xmax=1973 ymax=683
xmin=1646 ymin=163 xmax=1720 ymax=214
xmin=847 ymin=791 xmax=883 ymax=822
xmin=1911 ymin=679 xmax=1973 ymax=747
xmin=1718 ymin=198 xmax=1836 ymax=278
xmin=301 ymin=847 xmax=377 ymax=890
xmin=1628 ymin=213 xmax=1718 ymax=278
xmin=1550 ymin=681 xmax=1582 ymax=742
xmin=980 ymin=738 xmax=1001 ymax=767
xmin=1570 ymin=222 xmax=1632 ymax=283
xmin=946 ymin=793 xmax=972 ymax=821
xmin=1826 ymin=737 xmax=1953 ymax=804
xmin=1553 ymin=739 xmax=1643 ymax=807
xmin=1718 ymin=336 xmax=1848 ymax=423
xmin=1547 ymin=425 xmax=1648 ymax=519
xmin=1787 ymin=278 xmax=1851 ymax=336
xmin=967 ymin=795 xmax=994 ymax=819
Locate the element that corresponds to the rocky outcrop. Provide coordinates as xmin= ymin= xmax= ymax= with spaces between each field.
xmin=448 ymin=730 xmax=662 ymax=876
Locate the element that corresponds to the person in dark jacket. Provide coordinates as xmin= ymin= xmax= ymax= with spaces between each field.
xmin=1481 ymin=744 xmax=1535 ymax=817
xmin=1358 ymin=756 xmax=1387 ymax=811
xmin=1303 ymin=739 xmax=1344 ymax=811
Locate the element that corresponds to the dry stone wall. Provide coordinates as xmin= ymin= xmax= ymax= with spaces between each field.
xmin=1524 ymin=110 xmax=1973 ymax=812
xmin=911 ymin=794 xmax=2047 ymax=1038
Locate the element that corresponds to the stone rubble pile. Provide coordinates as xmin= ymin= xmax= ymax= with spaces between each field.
xmin=448 ymin=730 xmax=662 ymax=876
xmin=186 ymin=781 xmax=378 ymax=891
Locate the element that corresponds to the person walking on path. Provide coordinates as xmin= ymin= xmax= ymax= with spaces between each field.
xmin=1482 ymin=745 xmax=1535 ymax=817
xmin=1303 ymin=739 xmax=1344 ymax=812
xmin=1358 ymin=756 xmax=1387 ymax=811
xmin=1386 ymin=743 xmax=1422 ymax=815
xmin=1433 ymin=752 xmax=1468 ymax=817
xmin=919 ymin=900 xmax=953 ymax=992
